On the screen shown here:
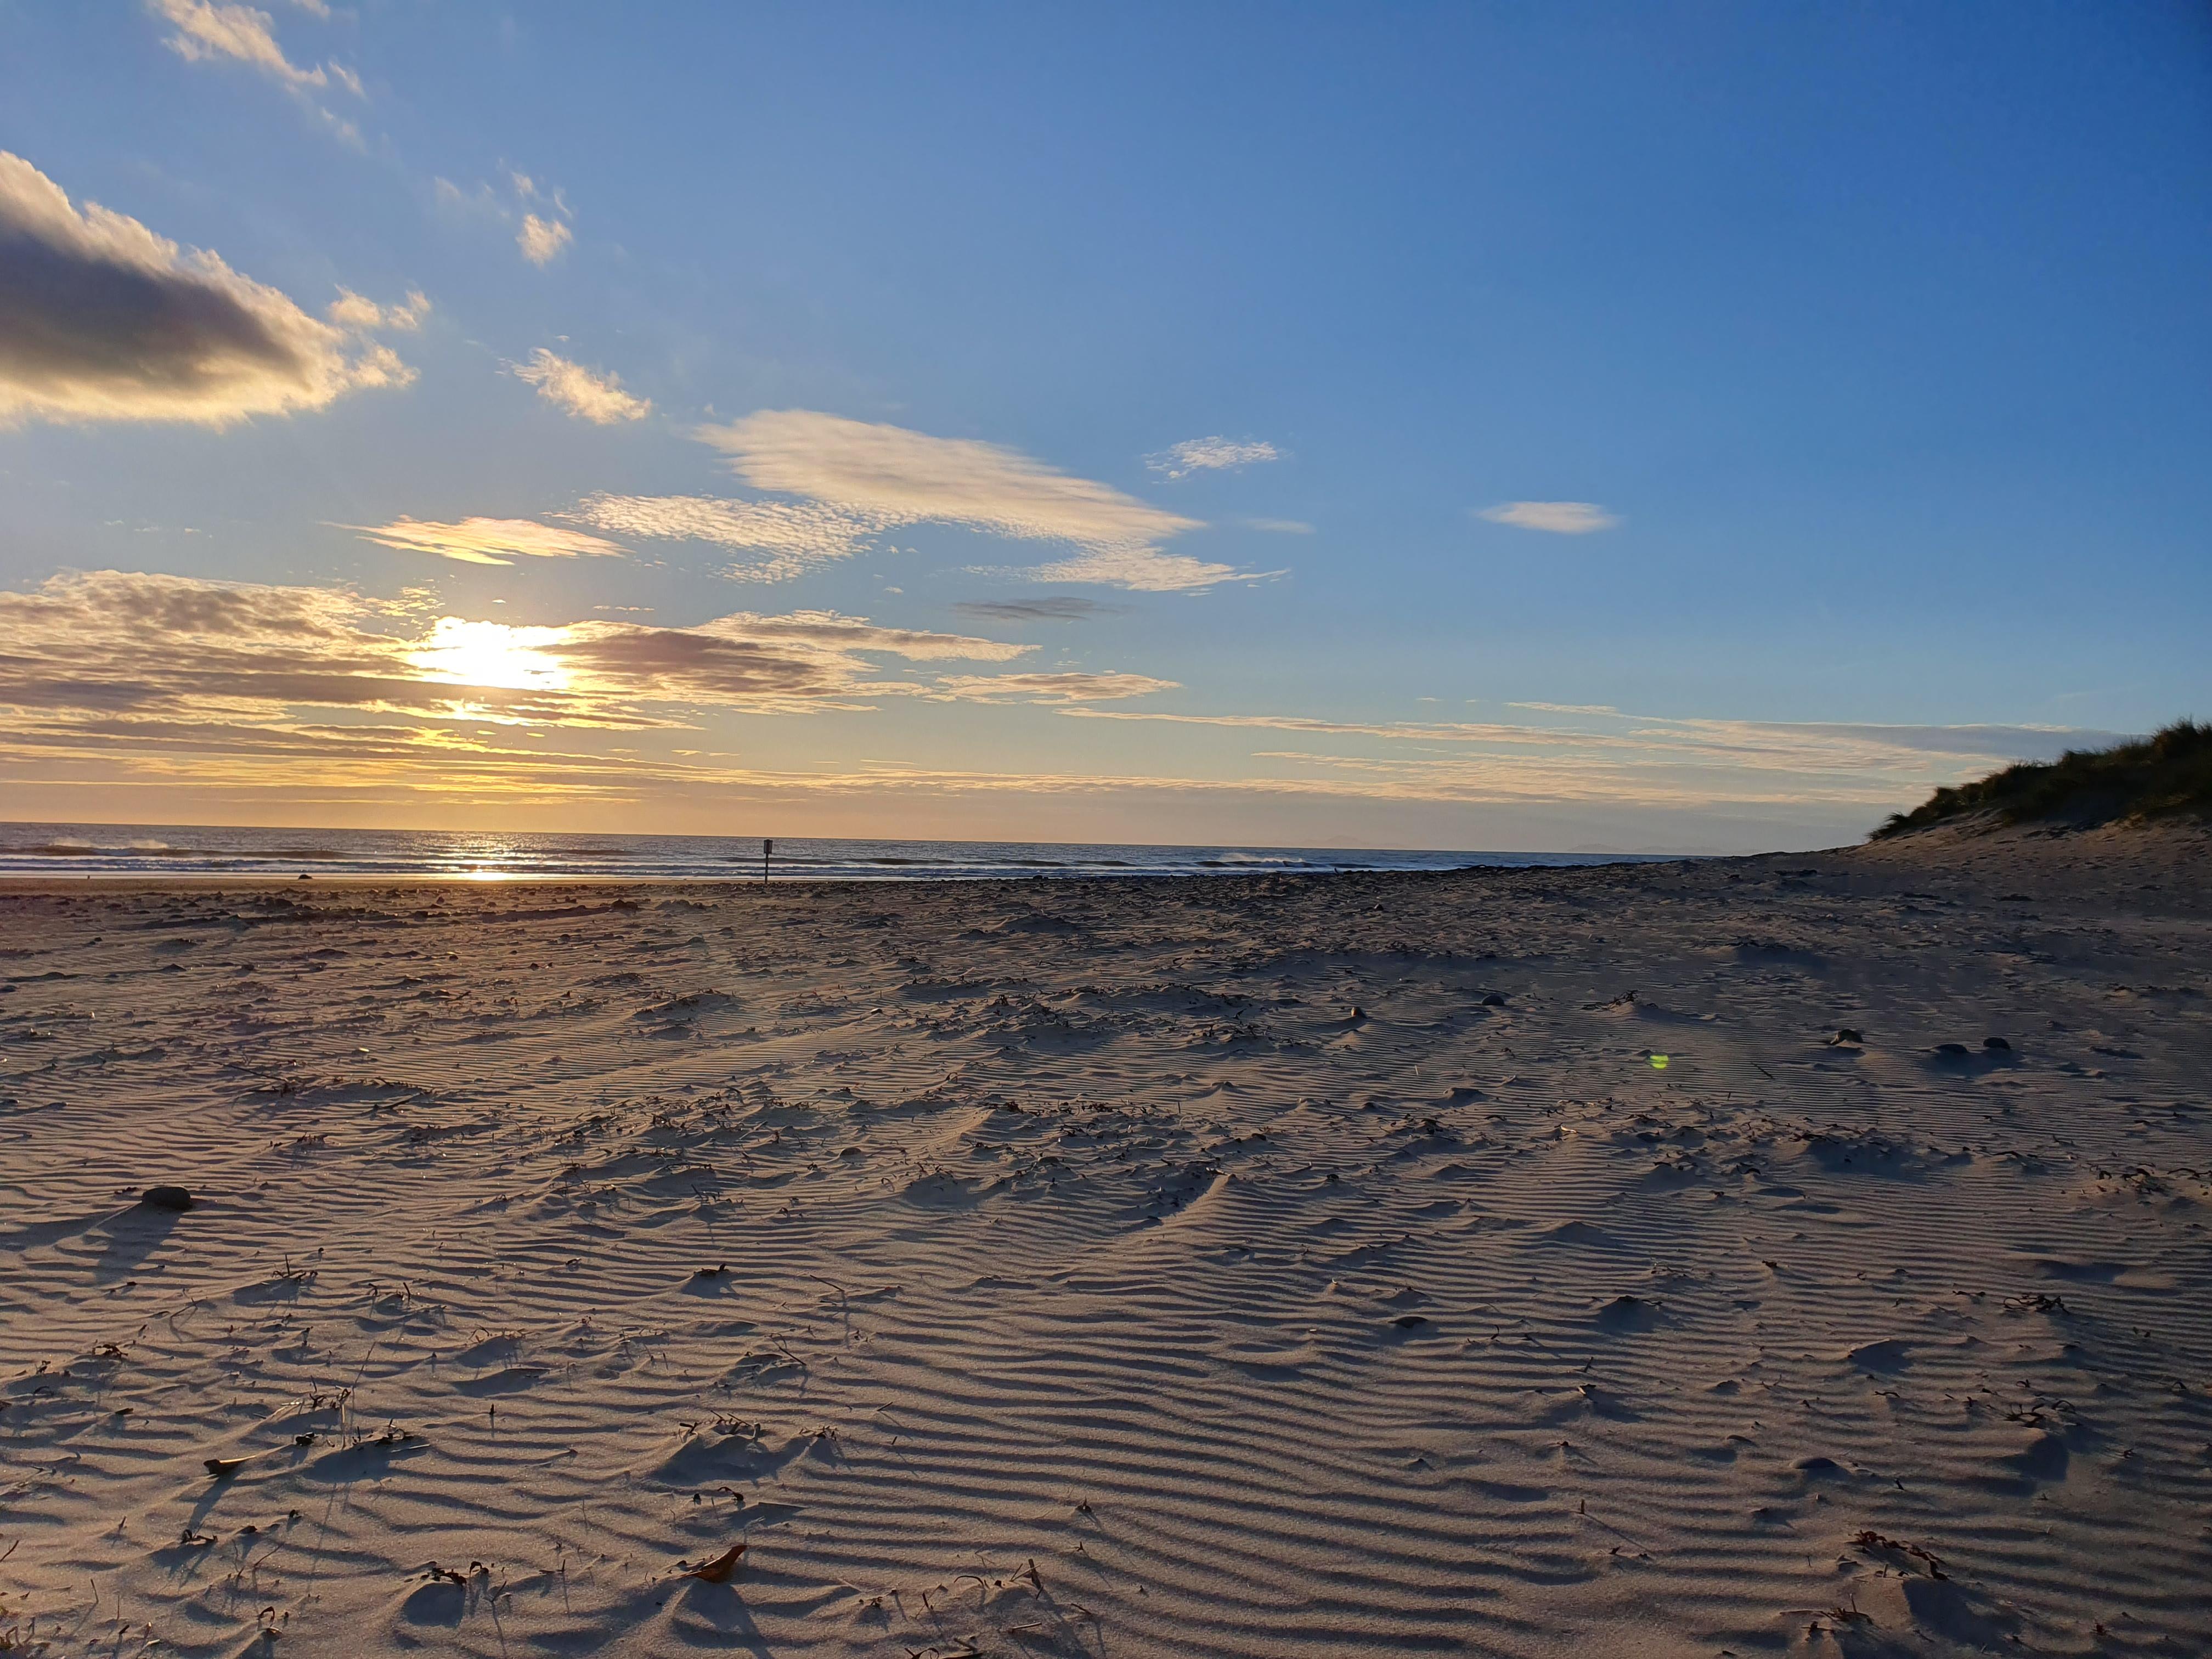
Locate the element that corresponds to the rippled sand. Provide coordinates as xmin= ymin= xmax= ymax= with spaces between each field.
xmin=3 ymin=825 xmax=2208 ymax=1657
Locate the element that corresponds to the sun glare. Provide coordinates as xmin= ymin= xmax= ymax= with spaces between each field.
xmin=406 ymin=618 xmax=571 ymax=692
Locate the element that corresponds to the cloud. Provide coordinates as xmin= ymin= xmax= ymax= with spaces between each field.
xmin=1023 ymin=548 xmax=1257 ymax=592
xmin=671 ymin=410 xmax=1265 ymax=590
xmin=146 ymin=0 xmax=362 ymax=142
xmin=328 ymin=288 xmax=429 ymax=331
xmin=703 ymin=411 xmax=1198 ymax=550
xmin=506 ymin=169 xmax=568 ymax=213
xmin=952 ymin=597 xmax=1123 ymax=624
xmin=1148 ymin=436 xmax=1279 ymax=478
xmin=432 ymin=176 xmax=494 ymax=217
xmin=0 ymin=152 xmax=415 ymax=426
xmin=0 ymin=570 xmax=2110 ymax=832
xmin=565 ymin=494 xmax=888 ymax=583
xmin=1478 ymin=501 xmax=1621 ymax=534
xmin=1242 ymin=517 xmax=1313 ymax=534
xmin=509 ymin=348 xmax=650 ymax=423
xmin=0 ymin=569 xmax=472 ymax=723
xmin=927 ymin=672 xmax=1178 ymax=704
xmin=565 ymin=414 xmax=1278 ymax=590
xmin=1057 ymin=703 xmax=2113 ymax=808
xmin=0 ymin=571 xmax=1072 ymax=744
xmin=518 ymin=213 xmax=572 ymax=266
xmin=346 ymin=517 xmax=633 ymax=567
xmin=437 ymin=172 xmax=577 ymax=266
xmin=149 ymin=0 xmax=326 ymax=87
xmin=703 ymin=612 xmax=1031 ymax=664
xmin=544 ymin=611 xmax=1033 ymax=709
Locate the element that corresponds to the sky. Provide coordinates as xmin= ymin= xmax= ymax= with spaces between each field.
xmin=0 ymin=2 xmax=2207 ymax=853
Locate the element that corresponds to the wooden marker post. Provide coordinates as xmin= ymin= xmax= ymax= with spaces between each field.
xmin=763 ymin=838 xmax=773 ymax=882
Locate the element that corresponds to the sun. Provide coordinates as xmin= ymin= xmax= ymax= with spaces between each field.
xmin=406 ymin=618 xmax=571 ymax=692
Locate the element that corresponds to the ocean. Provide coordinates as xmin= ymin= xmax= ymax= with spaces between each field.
xmin=0 ymin=823 xmax=1670 ymax=882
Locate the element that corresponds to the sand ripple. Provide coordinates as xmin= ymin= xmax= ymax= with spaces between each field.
xmin=3 ymin=832 xmax=2210 ymax=1655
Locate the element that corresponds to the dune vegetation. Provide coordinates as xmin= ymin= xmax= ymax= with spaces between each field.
xmin=1875 ymin=719 xmax=2212 ymax=837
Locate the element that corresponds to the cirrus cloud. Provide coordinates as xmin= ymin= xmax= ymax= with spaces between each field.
xmin=1478 ymin=501 xmax=1621 ymax=534
xmin=952 ymin=597 xmax=1123 ymax=624
xmin=1055 ymin=702 xmax=2110 ymax=808
xmin=702 ymin=411 xmax=1199 ymax=550
xmin=1148 ymin=436 xmax=1279 ymax=477
xmin=1021 ymin=547 xmax=1257 ymax=592
xmin=926 ymin=671 xmax=1179 ymax=704
xmin=0 ymin=151 xmax=414 ymax=426
xmin=612 ymin=410 xmax=1266 ymax=591
xmin=329 ymin=411 xmax=1279 ymax=591
xmin=344 ymin=517 xmax=633 ymax=567
xmin=565 ymin=493 xmax=891 ymax=583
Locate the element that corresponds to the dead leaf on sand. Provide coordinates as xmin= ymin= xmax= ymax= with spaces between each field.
xmin=686 ymin=1543 xmax=746 ymax=1583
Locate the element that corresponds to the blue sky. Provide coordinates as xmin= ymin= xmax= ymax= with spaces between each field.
xmin=1 ymin=2 xmax=2205 ymax=850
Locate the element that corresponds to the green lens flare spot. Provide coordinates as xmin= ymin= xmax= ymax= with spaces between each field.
xmin=1650 ymin=1054 xmax=1670 ymax=1069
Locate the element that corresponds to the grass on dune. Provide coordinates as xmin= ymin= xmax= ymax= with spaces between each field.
xmin=1874 ymin=719 xmax=2212 ymax=839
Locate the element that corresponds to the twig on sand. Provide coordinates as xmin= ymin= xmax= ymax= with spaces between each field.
xmin=1853 ymin=1530 xmax=1949 ymax=1579
xmin=341 ymin=1340 xmax=379 ymax=1431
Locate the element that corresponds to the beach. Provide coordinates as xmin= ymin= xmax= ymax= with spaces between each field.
xmin=3 ymin=826 xmax=2209 ymax=1658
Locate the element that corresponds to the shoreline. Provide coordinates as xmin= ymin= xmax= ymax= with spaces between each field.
xmin=0 ymin=857 xmax=1711 ymax=895
xmin=0 ymin=822 xmax=1695 ymax=887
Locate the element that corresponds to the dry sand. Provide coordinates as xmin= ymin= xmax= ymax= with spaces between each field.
xmin=3 ymin=827 xmax=2209 ymax=1657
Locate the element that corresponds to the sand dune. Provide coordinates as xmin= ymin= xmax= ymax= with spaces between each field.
xmin=3 ymin=827 xmax=2209 ymax=1656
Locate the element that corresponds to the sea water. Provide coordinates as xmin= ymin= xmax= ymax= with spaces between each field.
xmin=0 ymin=823 xmax=1671 ymax=882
